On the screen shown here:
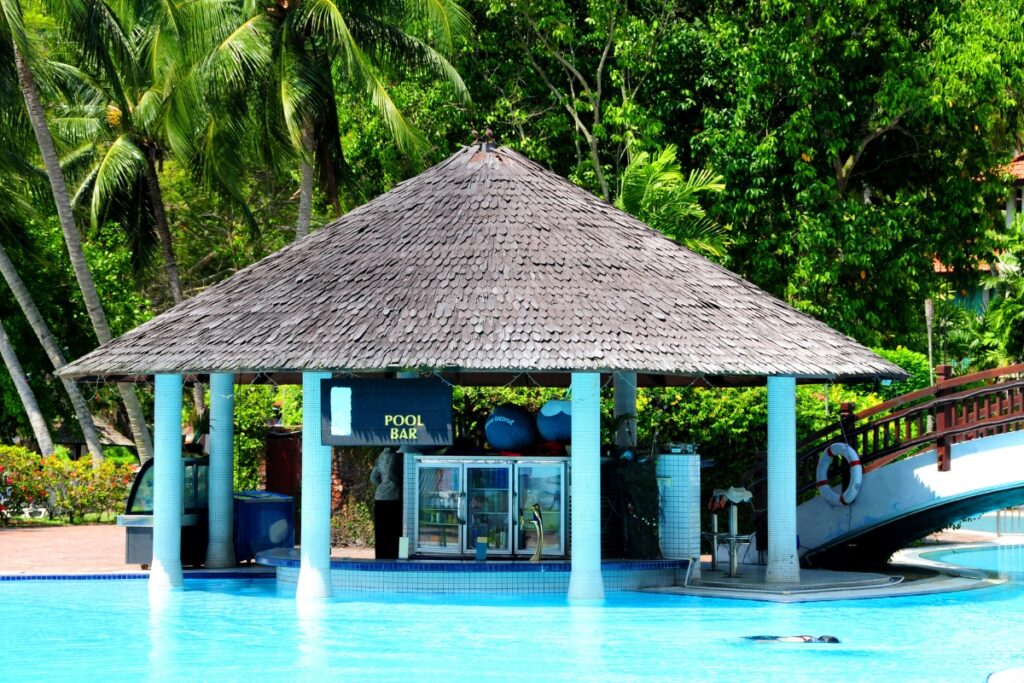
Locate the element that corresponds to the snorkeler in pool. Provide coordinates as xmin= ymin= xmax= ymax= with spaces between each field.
xmin=746 ymin=635 xmax=840 ymax=643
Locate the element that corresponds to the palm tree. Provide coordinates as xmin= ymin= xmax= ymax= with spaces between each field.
xmin=615 ymin=145 xmax=729 ymax=259
xmin=49 ymin=0 xmax=236 ymax=307
xmin=3 ymin=0 xmax=152 ymax=461
xmin=0 ymin=321 xmax=55 ymax=455
xmin=208 ymin=0 xmax=471 ymax=238
xmin=0 ymin=23 xmax=106 ymax=461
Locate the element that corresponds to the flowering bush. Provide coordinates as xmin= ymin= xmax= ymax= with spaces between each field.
xmin=43 ymin=456 xmax=135 ymax=524
xmin=0 ymin=446 xmax=48 ymax=524
xmin=0 ymin=446 xmax=134 ymax=524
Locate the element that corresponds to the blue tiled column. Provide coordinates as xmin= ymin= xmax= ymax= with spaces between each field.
xmin=205 ymin=373 xmax=236 ymax=568
xmin=298 ymin=371 xmax=333 ymax=599
xmin=568 ymin=372 xmax=605 ymax=601
xmin=150 ymin=373 xmax=184 ymax=591
xmin=766 ymin=375 xmax=800 ymax=583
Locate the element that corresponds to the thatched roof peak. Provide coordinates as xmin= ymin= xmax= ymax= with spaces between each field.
xmin=60 ymin=145 xmax=905 ymax=386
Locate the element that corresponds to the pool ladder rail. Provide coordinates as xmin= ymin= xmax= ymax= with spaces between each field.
xmin=996 ymin=506 xmax=1024 ymax=536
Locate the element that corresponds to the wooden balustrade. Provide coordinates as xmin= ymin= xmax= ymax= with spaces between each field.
xmin=746 ymin=363 xmax=1024 ymax=497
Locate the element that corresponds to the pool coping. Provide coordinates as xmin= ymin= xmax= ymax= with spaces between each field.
xmin=640 ymin=544 xmax=1009 ymax=603
xmin=0 ymin=567 xmax=276 ymax=581
xmin=255 ymin=547 xmax=686 ymax=572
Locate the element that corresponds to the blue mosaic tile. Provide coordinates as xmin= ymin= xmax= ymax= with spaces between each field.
xmin=183 ymin=571 xmax=276 ymax=580
xmin=0 ymin=573 xmax=149 ymax=581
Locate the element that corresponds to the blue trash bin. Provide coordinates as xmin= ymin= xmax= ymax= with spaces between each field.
xmin=233 ymin=491 xmax=295 ymax=562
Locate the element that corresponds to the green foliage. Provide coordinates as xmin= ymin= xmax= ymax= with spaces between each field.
xmin=634 ymin=384 xmax=881 ymax=493
xmin=330 ymin=501 xmax=375 ymax=547
xmin=873 ymin=347 xmax=931 ymax=400
xmin=694 ymin=0 xmax=1024 ymax=345
xmin=233 ymin=385 xmax=275 ymax=491
xmin=0 ymin=446 xmax=132 ymax=524
xmin=101 ymin=446 xmax=139 ymax=466
xmin=41 ymin=455 xmax=134 ymax=524
xmin=0 ymin=445 xmax=46 ymax=523
xmin=277 ymin=386 xmax=303 ymax=427
xmin=330 ymin=446 xmax=379 ymax=545
xmin=615 ymin=145 xmax=728 ymax=258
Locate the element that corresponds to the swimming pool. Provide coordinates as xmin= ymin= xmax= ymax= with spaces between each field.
xmin=2 ymin=551 xmax=1022 ymax=682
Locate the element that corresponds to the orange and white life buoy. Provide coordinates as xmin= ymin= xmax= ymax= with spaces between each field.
xmin=815 ymin=442 xmax=862 ymax=507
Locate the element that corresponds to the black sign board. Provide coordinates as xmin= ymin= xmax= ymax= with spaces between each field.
xmin=320 ymin=378 xmax=453 ymax=447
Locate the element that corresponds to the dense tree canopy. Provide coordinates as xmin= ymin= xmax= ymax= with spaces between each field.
xmin=0 ymin=0 xmax=1022 ymax=451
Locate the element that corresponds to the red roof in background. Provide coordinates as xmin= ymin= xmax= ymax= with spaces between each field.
xmin=1008 ymin=153 xmax=1024 ymax=182
xmin=933 ymin=257 xmax=991 ymax=274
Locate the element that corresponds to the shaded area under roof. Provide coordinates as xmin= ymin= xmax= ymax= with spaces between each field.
xmin=60 ymin=145 xmax=906 ymax=386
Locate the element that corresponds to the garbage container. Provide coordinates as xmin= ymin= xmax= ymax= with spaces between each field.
xmin=233 ymin=491 xmax=295 ymax=562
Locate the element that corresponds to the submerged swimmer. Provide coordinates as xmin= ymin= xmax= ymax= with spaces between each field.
xmin=746 ymin=635 xmax=840 ymax=643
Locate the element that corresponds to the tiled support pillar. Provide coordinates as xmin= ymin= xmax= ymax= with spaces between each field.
xmin=766 ymin=375 xmax=799 ymax=583
xmin=205 ymin=373 xmax=236 ymax=568
xmin=150 ymin=374 xmax=184 ymax=591
xmin=568 ymin=372 xmax=605 ymax=602
xmin=656 ymin=454 xmax=701 ymax=577
xmin=613 ymin=372 xmax=637 ymax=449
xmin=298 ymin=371 xmax=333 ymax=600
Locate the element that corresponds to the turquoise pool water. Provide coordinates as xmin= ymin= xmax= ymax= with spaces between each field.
xmin=924 ymin=543 xmax=1024 ymax=577
xmin=2 ymin=551 xmax=1023 ymax=683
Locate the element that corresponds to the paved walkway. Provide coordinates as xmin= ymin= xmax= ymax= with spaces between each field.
xmin=0 ymin=524 xmax=373 ymax=574
xmin=0 ymin=524 xmax=1002 ymax=581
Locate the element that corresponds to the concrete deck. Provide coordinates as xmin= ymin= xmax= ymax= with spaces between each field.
xmin=644 ymin=560 xmax=998 ymax=602
xmin=0 ymin=524 xmax=1008 ymax=601
xmin=0 ymin=524 xmax=372 ymax=576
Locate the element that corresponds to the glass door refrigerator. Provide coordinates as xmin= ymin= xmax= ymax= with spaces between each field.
xmin=465 ymin=464 xmax=512 ymax=555
xmin=415 ymin=463 xmax=462 ymax=554
xmin=414 ymin=458 xmax=567 ymax=558
xmin=515 ymin=461 xmax=565 ymax=557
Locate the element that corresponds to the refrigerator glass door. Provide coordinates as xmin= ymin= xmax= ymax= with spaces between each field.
xmin=465 ymin=464 xmax=512 ymax=554
xmin=416 ymin=464 xmax=462 ymax=553
xmin=516 ymin=462 xmax=565 ymax=556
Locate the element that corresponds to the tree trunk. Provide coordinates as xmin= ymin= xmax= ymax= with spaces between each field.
xmin=14 ymin=42 xmax=153 ymax=462
xmin=0 ymin=242 xmax=105 ymax=463
xmin=0 ymin=320 xmax=56 ymax=455
xmin=143 ymin=154 xmax=205 ymax=425
xmin=295 ymin=127 xmax=315 ymax=240
xmin=143 ymin=153 xmax=184 ymax=304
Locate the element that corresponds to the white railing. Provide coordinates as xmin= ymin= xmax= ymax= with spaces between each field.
xmin=996 ymin=506 xmax=1024 ymax=536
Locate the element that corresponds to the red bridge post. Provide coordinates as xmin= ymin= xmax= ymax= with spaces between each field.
xmin=935 ymin=364 xmax=953 ymax=471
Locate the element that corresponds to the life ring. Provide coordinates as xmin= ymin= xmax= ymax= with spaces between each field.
xmin=815 ymin=442 xmax=862 ymax=507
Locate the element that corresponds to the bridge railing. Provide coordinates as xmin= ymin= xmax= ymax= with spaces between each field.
xmin=746 ymin=363 xmax=1024 ymax=499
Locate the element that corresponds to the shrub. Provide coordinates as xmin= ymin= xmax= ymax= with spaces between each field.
xmin=234 ymin=385 xmax=276 ymax=491
xmin=0 ymin=446 xmax=47 ymax=523
xmin=37 ymin=456 xmax=134 ymax=524
xmin=873 ymin=347 xmax=932 ymax=400
xmin=102 ymin=446 xmax=140 ymax=466
xmin=331 ymin=501 xmax=374 ymax=547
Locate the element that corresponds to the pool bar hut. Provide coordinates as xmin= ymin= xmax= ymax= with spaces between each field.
xmin=60 ymin=143 xmax=904 ymax=600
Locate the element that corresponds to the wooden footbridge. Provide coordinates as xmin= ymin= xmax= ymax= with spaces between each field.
xmin=747 ymin=364 xmax=1024 ymax=569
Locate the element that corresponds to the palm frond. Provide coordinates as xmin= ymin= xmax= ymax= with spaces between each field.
xmin=348 ymin=19 xmax=469 ymax=104
xmin=405 ymin=0 xmax=471 ymax=55
xmin=89 ymin=134 xmax=146 ymax=228
xmin=133 ymin=86 xmax=164 ymax=132
xmin=206 ymin=13 xmax=274 ymax=91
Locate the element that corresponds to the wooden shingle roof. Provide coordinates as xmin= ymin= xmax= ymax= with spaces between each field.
xmin=60 ymin=145 xmax=905 ymax=386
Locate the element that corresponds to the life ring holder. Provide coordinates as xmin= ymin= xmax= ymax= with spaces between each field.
xmin=815 ymin=442 xmax=862 ymax=507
